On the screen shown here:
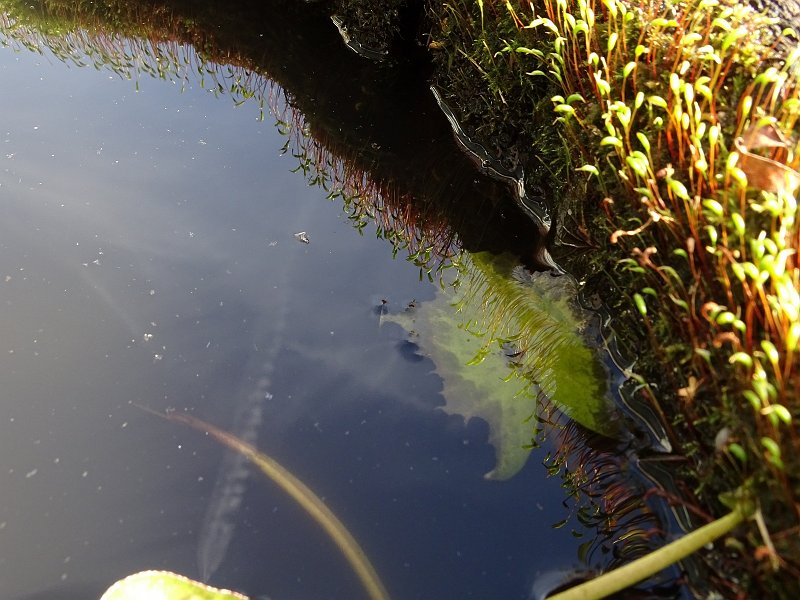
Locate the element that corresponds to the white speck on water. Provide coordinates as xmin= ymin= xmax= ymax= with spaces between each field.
xmin=53 ymin=458 xmax=60 ymax=464
xmin=121 ymin=422 xmax=128 ymax=429
xmin=153 ymin=354 xmax=163 ymax=362
xmin=149 ymin=289 xmax=155 ymax=296
xmin=81 ymin=471 xmax=88 ymax=478
xmin=25 ymin=469 xmax=37 ymax=478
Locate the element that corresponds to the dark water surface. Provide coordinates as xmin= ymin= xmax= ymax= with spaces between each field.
xmin=0 ymin=27 xmax=589 ymax=600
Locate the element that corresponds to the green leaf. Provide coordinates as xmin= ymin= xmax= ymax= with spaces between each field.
xmin=101 ymin=571 xmax=249 ymax=599
xmin=384 ymin=252 xmax=622 ymax=480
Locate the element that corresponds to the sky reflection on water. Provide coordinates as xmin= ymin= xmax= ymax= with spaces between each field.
xmin=0 ymin=37 xmax=586 ymax=600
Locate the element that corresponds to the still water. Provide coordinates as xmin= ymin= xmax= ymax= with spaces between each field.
xmin=0 ymin=20 xmax=592 ymax=600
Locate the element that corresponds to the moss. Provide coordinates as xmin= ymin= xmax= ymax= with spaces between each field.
xmin=419 ymin=0 xmax=800 ymax=596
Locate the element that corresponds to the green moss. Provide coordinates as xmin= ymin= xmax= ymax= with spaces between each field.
xmin=421 ymin=0 xmax=800 ymax=595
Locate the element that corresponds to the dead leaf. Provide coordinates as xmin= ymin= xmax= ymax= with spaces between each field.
xmin=734 ymin=136 xmax=800 ymax=196
xmin=741 ymin=122 xmax=789 ymax=150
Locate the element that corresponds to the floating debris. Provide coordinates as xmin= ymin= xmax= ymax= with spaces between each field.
xmin=293 ymin=231 xmax=309 ymax=244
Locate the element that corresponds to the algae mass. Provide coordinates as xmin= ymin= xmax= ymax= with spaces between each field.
xmin=385 ymin=251 xmax=621 ymax=480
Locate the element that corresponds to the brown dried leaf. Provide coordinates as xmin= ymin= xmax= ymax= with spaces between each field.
xmin=741 ymin=122 xmax=789 ymax=150
xmin=734 ymin=137 xmax=800 ymax=196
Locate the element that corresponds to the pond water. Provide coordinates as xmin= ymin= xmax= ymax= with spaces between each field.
xmin=0 ymin=13 xmax=603 ymax=600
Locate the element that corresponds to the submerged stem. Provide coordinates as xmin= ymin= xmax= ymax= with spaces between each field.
xmin=145 ymin=407 xmax=391 ymax=600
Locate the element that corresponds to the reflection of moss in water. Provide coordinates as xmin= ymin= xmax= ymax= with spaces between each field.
xmin=385 ymin=251 xmax=624 ymax=480
xmin=0 ymin=0 xmax=549 ymax=277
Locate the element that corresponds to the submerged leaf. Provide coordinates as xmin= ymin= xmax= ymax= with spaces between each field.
xmin=100 ymin=570 xmax=248 ymax=599
xmin=385 ymin=252 xmax=623 ymax=480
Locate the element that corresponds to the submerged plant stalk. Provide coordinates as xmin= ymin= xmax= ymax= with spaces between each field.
xmin=548 ymin=507 xmax=746 ymax=600
xmin=154 ymin=408 xmax=391 ymax=600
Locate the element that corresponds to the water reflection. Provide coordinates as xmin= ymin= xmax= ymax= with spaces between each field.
xmin=0 ymin=12 xmax=587 ymax=600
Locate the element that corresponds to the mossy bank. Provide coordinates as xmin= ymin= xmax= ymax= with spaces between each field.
xmin=332 ymin=0 xmax=800 ymax=596
xmin=422 ymin=0 xmax=800 ymax=597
